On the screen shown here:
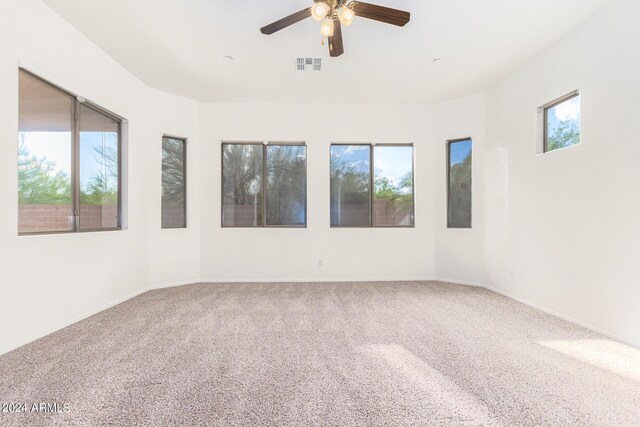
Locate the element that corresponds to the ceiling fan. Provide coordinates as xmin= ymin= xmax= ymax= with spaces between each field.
xmin=260 ymin=0 xmax=410 ymax=57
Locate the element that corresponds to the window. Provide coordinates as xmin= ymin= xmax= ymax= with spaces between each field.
xmin=447 ymin=138 xmax=472 ymax=229
xmin=541 ymin=91 xmax=581 ymax=153
xmin=265 ymin=144 xmax=307 ymax=226
xmin=78 ymin=104 xmax=120 ymax=230
xmin=330 ymin=144 xmax=414 ymax=227
xmin=373 ymin=145 xmax=414 ymax=226
xmin=222 ymin=142 xmax=306 ymax=227
xmin=330 ymin=145 xmax=370 ymax=227
xmin=18 ymin=71 xmax=73 ymax=233
xmin=162 ymin=136 xmax=187 ymax=229
xmin=18 ymin=69 xmax=123 ymax=234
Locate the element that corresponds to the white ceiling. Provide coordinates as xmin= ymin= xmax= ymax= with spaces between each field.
xmin=42 ymin=0 xmax=612 ymax=104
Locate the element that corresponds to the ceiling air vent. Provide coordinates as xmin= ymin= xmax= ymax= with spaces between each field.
xmin=296 ymin=58 xmax=322 ymax=71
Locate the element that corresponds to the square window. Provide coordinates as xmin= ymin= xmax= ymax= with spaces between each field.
xmin=330 ymin=144 xmax=414 ymax=228
xmin=221 ymin=142 xmax=306 ymax=227
xmin=18 ymin=69 xmax=124 ymax=234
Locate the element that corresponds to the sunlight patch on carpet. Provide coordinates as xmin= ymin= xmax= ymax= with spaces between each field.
xmin=540 ymin=339 xmax=640 ymax=382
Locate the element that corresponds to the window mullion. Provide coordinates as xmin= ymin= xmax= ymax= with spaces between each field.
xmin=543 ymin=107 xmax=548 ymax=152
xmin=262 ymin=143 xmax=267 ymax=227
xmin=117 ymin=123 xmax=123 ymax=228
xmin=72 ymin=98 xmax=81 ymax=232
xmin=369 ymin=144 xmax=374 ymax=227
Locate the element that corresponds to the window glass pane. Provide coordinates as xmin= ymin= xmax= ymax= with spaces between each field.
xmin=330 ymin=145 xmax=371 ymax=227
xmin=266 ymin=145 xmax=306 ymax=226
xmin=448 ymin=139 xmax=472 ymax=228
xmin=78 ymin=104 xmax=120 ymax=230
xmin=222 ymin=144 xmax=263 ymax=227
xmin=162 ymin=137 xmax=186 ymax=228
xmin=18 ymin=71 xmax=74 ymax=233
xmin=373 ymin=146 xmax=414 ymax=226
xmin=546 ymin=94 xmax=580 ymax=152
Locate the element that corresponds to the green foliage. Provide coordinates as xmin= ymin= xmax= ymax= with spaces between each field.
xmin=222 ymin=144 xmax=307 ymax=224
xmin=547 ymin=119 xmax=580 ymax=151
xmin=374 ymin=172 xmax=413 ymax=218
xmin=80 ymin=141 xmax=119 ymax=206
xmin=18 ymin=133 xmax=118 ymax=206
xmin=162 ymin=138 xmax=185 ymax=207
xmin=80 ymin=175 xmax=118 ymax=205
xmin=448 ymin=152 xmax=472 ymax=227
xmin=266 ymin=146 xmax=306 ymax=224
xmin=18 ymin=137 xmax=71 ymax=205
xmin=330 ymin=156 xmax=369 ymax=205
xmin=331 ymin=154 xmax=414 ymax=223
xmin=374 ymin=172 xmax=413 ymax=199
xmin=374 ymin=176 xmax=396 ymax=199
xmin=222 ymin=144 xmax=264 ymax=222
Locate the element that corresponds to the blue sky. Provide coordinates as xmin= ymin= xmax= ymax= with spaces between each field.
xmin=547 ymin=95 xmax=580 ymax=135
xmin=20 ymin=131 xmax=71 ymax=175
xmin=79 ymin=132 xmax=118 ymax=188
xmin=373 ymin=146 xmax=412 ymax=185
xmin=450 ymin=139 xmax=472 ymax=165
xmin=331 ymin=145 xmax=412 ymax=187
xmin=331 ymin=145 xmax=370 ymax=173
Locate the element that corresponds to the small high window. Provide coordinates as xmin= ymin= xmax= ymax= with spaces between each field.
xmin=541 ymin=91 xmax=581 ymax=153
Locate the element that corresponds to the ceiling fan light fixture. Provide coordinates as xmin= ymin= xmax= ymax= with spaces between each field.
xmin=320 ymin=17 xmax=334 ymax=37
xmin=311 ymin=2 xmax=330 ymax=21
xmin=337 ymin=6 xmax=355 ymax=26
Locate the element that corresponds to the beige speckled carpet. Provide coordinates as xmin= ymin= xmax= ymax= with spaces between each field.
xmin=1 ymin=281 xmax=639 ymax=426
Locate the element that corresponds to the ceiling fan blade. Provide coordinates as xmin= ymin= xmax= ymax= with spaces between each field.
xmin=328 ymin=19 xmax=344 ymax=57
xmin=349 ymin=1 xmax=410 ymax=27
xmin=260 ymin=8 xmax=312 ymax=35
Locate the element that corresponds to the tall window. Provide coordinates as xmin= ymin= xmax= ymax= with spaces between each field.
xmin=447 ymin=138 xmax=472 ymax=229
xmin=162 ymin=136 xmax=187 ymax=229
xmin=542 ymin=91 xmax=580 ymax=153
xmin=222 ymin=142 xmax=306 ymax=227
xmin=18 ymin=69 xmax=123 ymax=234
xmin=330 ymin=144 xmax=414 ymax=227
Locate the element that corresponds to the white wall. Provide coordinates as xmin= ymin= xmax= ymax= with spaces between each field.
xmin=199 ymin=98 xmax=486 ymax=282
xmin=0 ymin=0 xmax=200 ymax=355
xmin=0 ymin=0 xmax=485 ymax=356
xmin=484 ymin=0 xmax=640 ymax=348
xmin=147 ymin=93 xmax=201 ymax=289
xmin=434 ymin=95 xmax=486 ymax=286
xmin=4 ymin=0 xmax=637 ymax=355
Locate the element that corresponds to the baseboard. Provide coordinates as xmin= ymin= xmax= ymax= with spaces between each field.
xmin=150 ymin=279 xmax=201 ymax=290
xmin=162 ymin=278 xmax=483 ymax=287
xmin=481 ymin=284 xmax=639 ymax=350
xmin=196 ymin=277 xmax=437 ymax=284
xmin=0 ymin=285 xmax=152 ymax=356
xmin=432 ymin=278 xmax=487 ymax=288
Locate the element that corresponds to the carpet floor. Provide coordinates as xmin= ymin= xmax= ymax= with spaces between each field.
xmin=0 ymin=281 xmax=638 ymax=426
